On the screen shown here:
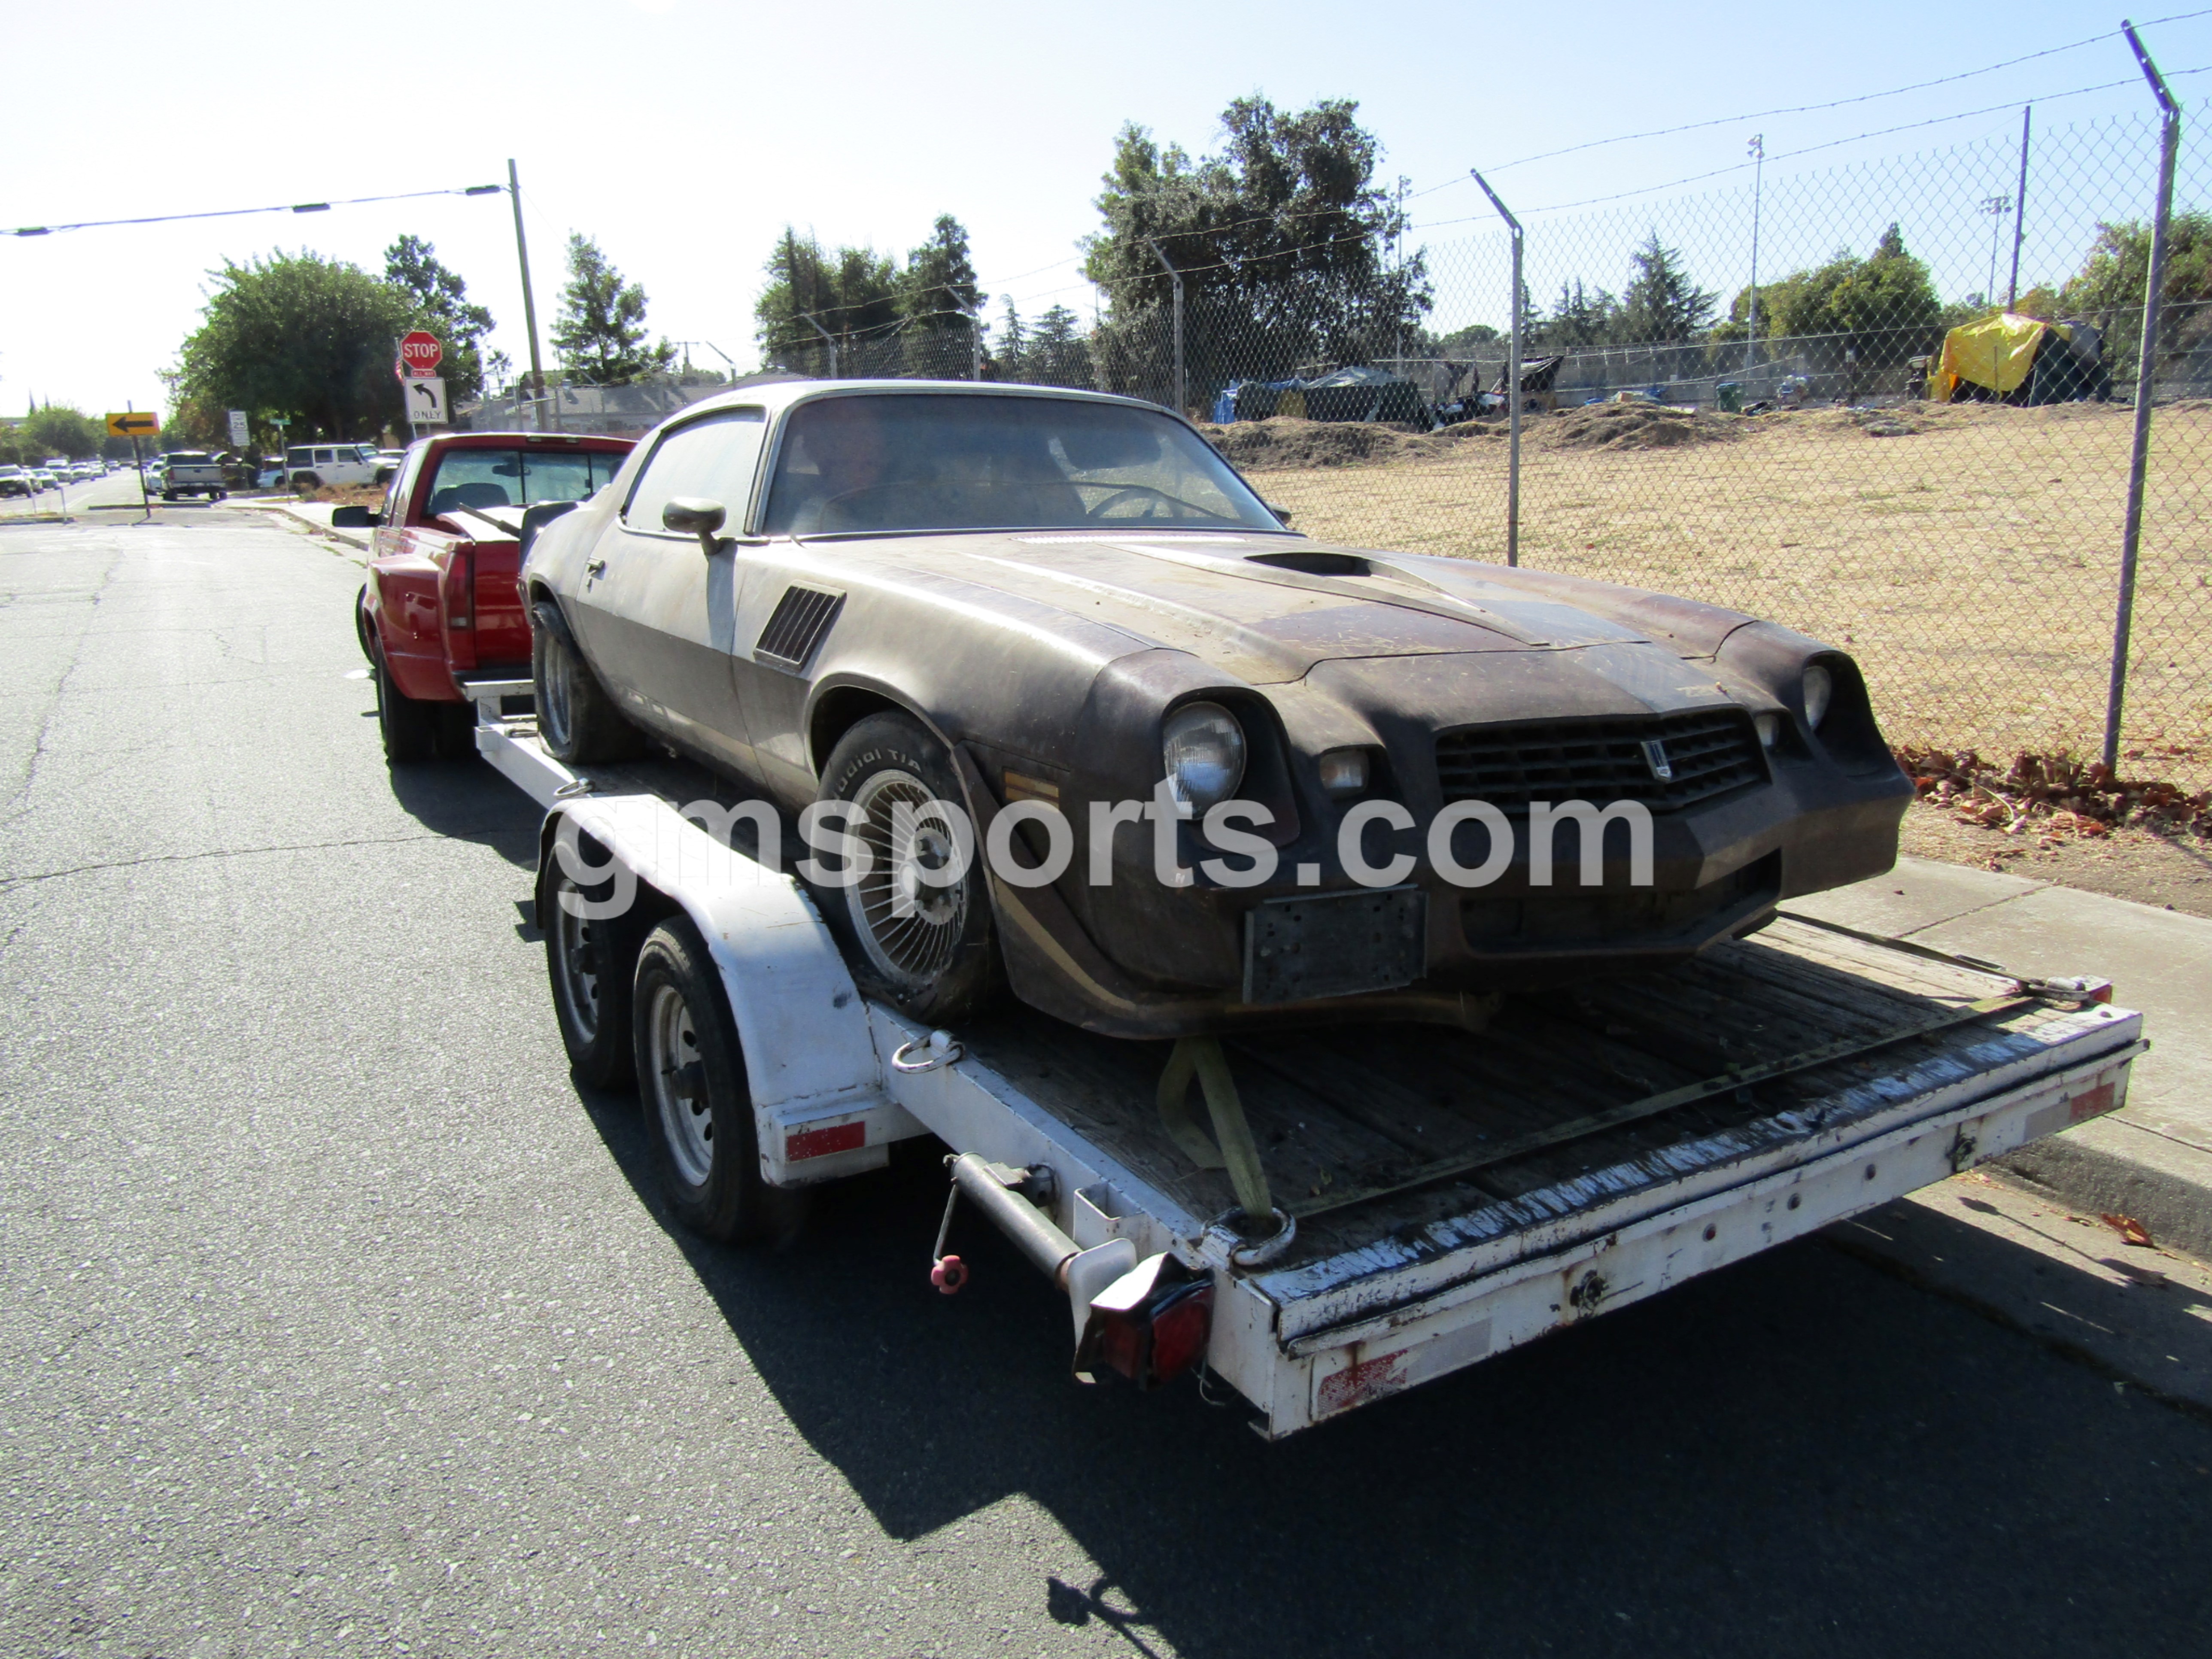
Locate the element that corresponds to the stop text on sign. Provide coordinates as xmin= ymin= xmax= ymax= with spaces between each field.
xmin=398 ymin=331 xmax=442 ymax=376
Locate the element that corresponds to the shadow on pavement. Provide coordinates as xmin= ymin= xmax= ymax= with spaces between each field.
xmin=568 ymin=1082 xmax=2212 ymax=1659
xmin=383 ymin=752 xmax=541 ymax=871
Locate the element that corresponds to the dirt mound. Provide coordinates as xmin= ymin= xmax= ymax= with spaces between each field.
xmin=1198 ymin=418 xmax=1432 ymax=470
xmin=1534 ymin=403 xmax=1744 ymax=452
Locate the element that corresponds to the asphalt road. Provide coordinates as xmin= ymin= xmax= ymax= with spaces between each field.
xmin=3 ymin=507 xmax=2209 ymax=1659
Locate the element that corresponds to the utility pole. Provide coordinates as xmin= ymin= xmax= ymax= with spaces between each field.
xmin=1144 ymin=238 xmax=1184 ymax=417
xmin=1744 ymin=135 xmax=1764 ymax=373
xmin=2105 ymin=20 xmax=2182 ymax=769
xmin=1468 ymin=168 xmax=1522 ymax=567
xmin=506 ymin=160 xmax=545 ymax=425
xmin=2008 ymin=106 xmax=2033 ymax=309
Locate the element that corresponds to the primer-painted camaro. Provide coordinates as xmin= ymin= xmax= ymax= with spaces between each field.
xmin=521 ymin=380 xmax=1910 ymax=1039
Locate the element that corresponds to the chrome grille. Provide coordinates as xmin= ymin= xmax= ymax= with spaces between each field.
xmin=1435 ymin=708 xmax=1766 ymax=811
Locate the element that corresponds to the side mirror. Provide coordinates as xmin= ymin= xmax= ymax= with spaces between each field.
xmin=330 ymin=504 xmax=374 ymax=528
xmin=663 ymin=495 xmax=727 ymax=557
xmin=1264 ymin=501 xmax=1294 ymax=527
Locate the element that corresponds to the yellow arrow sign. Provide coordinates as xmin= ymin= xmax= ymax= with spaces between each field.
xmin=106 ymin=410 xmax=159 ymax=438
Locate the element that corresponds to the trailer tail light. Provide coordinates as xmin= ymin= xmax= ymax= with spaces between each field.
xmin=1075 ymin=1260 xmax=1213 ymax=1389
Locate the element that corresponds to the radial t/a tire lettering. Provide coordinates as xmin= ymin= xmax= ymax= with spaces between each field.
xmin=633 ymin=917 xmax=791 ymax=1243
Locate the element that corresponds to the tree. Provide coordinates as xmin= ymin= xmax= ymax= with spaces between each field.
xmin=384 ymin=234 xmax=498 ymax=404
xmin=2059 ymin=211 xmax=2212 ymax=376
xmin=172 ymin=250 xmax=418 ymax=441
xmin=1080 ymin=97 xmax=1430 ymax=403
xmin=16 ymin=404 xmax=103 ymax=459
xmin=1615 ymin=234 xmax=1715 ymax=345
xmin=896 ymin=215 xmax=985 ymax=331
xmin=1027 ymin=304 xmax=1094 ymax=389
xmin=1721 ymin=223 xmax=1942 ymax=370
xmin=1537 ymin=281 xmax=1616 ymax=350
xmin=992 ymin=297 xmax=1029 ymax=379
xmin=754 ymin=228 xmax=900 ymax=371
xmin=549 ymin=234 xmax=675 ymax=384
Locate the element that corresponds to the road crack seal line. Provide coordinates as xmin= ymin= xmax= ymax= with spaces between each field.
xmin=0 ymin=829 xmax=518 ymax=890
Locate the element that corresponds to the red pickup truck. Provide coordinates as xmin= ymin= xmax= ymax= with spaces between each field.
xmin=346 ymin=431 xmax=632 ymax=763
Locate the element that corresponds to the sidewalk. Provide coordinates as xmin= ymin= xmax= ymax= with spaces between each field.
xmin=1784 ymin=857 xmax=2212 ymax=1256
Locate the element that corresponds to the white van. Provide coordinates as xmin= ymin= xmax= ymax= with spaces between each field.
xmin=285 ymin=443 xmax=382 ymax=490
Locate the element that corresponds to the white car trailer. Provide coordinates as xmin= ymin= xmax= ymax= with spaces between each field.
xmin=470 ymin=689 xmax=2145 ymax=1439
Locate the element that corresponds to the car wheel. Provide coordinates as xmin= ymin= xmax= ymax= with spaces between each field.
xmin=353 ymin=585 xmax=376 ymax=662
xmin=543 ymin=851 xmax=638 ymax=1091
xmin=532 ymin=600 xmax=644 ymax=764
xmin=815 ymin=711 xmax=998 ymax=1024
xmin=635 ymin=917 xmax=796 ymax=1243
xmin=294 ymin=473 xmax=321 ymax=494
xmin=372 ymin=645 xmax=438 ymax=765
xmin=212 ymin=489 xmax=227 ymax=501
xmin=161 ymin=491 xmax=177 ymax=501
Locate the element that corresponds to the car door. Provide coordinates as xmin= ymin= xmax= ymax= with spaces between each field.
xmin=566 ymin=407 xmax=769 ymax=774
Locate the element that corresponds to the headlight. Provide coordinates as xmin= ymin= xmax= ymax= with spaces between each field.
xmin=1753 ymin=713 xmax=1781 ymax=750
xmin=1162 ymin=702 xmax=1246 ymax=810
xmin=1802 ymin=665 xmax=1834 ymax=730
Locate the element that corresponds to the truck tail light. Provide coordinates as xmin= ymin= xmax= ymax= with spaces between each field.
xmin=449 ymin=547 xmax=476 ymax=633
xmin=1074 ymin=1261 xmax=1213 ymax=1389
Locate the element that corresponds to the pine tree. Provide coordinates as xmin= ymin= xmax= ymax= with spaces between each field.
xmin=383 ymin=235 xmax=497 ymax=403
xmin=1616 ymin=234 xmax=1716 ymax=344
xmin=896 ymin=215 xmax=984 ymax=331
xmin=1029 ymin=304 xmax=1093 ymax=388
xmin=995 ymin=298 xmax=1028 ymax=380
xmin=549 ymin=234 xmax=675 ymax=384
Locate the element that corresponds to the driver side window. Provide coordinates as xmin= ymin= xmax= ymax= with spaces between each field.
xmin=622 ymin=408 xmax=767 ymax=535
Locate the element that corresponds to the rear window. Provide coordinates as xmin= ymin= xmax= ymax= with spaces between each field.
xmin=424 ymin=447 xmax=628 ymax=517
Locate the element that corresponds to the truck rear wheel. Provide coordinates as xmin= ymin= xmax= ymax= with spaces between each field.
xmin=532 ymin=601 xmax=644 ymax=764
xmin=634 ymin=917 xmax=791 ymax=1243
xmin=372 ymin=645 xmax=438 ymax=764
xmin=544 ymin=855 xmax=637 ymax=1091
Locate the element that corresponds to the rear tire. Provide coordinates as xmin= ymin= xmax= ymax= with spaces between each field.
xmin=543 ymin=853 xmax=638 ymax=1091
xmin=372 ymin=645 xmax=437 ymax=764
xmin=634 ymin=917 xmax=792 ymax=1243
xmin=814 ymin=712 xmax=998 ymax=1025
xmin=532 ymin=600 xmax=644 ymax=763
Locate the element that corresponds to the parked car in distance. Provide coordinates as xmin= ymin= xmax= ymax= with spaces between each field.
xmin=31 ymin=469 xmax=58 ymax=491
xmin=373 ymin=449 xmax=409 ymax=485
xmin=523 ymin=380 xmax=1912 ymax=1038
xmin=347 ymin=431 xmax=634 ymax=763
xmin=0 ymin=465 xmax=31 ymax=498
xmin=160 ymin=451 xmax=228 ymax=501
xmin=286 ymin=442 xmax=382 ymax=491
xmin=255 ymin=460 xmax=287 ymax=490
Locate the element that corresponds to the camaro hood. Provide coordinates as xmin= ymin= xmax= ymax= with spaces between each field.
xmin=832 ymin=530 xmax=1671 ymax=685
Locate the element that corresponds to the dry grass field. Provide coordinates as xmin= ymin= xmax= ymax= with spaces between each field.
xmin=1229 ymin=402 xmax=2212 ymax=786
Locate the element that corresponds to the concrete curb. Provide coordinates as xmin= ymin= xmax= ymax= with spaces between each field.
xmin=237 ymin=498 xmax=372 ymax=553
xmin=1785 ymin=856 xmax=2212 ymax=1263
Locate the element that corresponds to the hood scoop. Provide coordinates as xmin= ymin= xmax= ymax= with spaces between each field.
xmin=1246 ymin=550 xmax=1371 ymax=577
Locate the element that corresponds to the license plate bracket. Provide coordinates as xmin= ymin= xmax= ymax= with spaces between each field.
xmin=1242 ymin=886 xmax=1427 ymax=1006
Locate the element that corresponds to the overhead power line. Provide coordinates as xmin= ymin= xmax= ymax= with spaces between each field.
xmin=8 ymin=183 xmax=507 ymax=238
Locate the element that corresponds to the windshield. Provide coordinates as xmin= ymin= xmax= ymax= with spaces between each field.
xmin=760 ymin=394 xmax=1279 ymax=536
xmin=425 ymin=447 xmax=625 ymax=516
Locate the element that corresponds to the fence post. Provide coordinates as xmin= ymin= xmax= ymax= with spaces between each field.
xmin=803 ymin=315 xmax=839 ymax=380
xmin=2103 ymin=23 xmax=2181 ymax=771
xmin=1469 ymin=169 xmax=1522 ymax=567
xmin=1144 ymin=238 xmax=1183 ymax=417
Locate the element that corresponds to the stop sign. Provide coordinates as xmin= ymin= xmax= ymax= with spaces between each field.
xmin=398 ymin=331 xmax=443 ymax=376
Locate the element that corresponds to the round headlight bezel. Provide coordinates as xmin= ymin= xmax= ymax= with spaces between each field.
xmin=1161 ymin=700 xmax=1247 ymax=811
xmin=1802 ymin=663 xmax=1835 ymax=730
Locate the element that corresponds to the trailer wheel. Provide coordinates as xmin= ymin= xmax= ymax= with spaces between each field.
xmin=532 ymin=601 xmax=644 ymax=763
xmin=816 ymin=711 xmax=997 ymax=1025
xmin=634 ymin=917 xmax=784 ymax=1242
xmin=544 ymin=856 xmax=637 ymax=1091
xmin=372 ymin=645 xmax=438 ymax=764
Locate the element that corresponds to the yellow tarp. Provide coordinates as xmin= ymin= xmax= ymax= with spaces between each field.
xmin=1927 ymin=313 xmax=2069 ymax=402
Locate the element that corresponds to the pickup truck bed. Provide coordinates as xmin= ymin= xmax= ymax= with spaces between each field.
xmin=471 ymin=706 xmax=2145 ymax=1437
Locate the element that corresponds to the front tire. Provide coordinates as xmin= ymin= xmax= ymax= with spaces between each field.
xmin=532 ymin=600 xmax=644 ymax=764
xmin=634 ymin=918 xmax=790 ymax=1243
xmin=815 ymin=712 xmax=997 ymax=1024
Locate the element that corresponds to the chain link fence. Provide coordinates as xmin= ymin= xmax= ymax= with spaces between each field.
xmin=766 ymin=100 xmax=2210 ymax=790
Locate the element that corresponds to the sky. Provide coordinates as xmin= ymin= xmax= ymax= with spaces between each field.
xmin=3 ymin=0 xmax=2207 ymax=421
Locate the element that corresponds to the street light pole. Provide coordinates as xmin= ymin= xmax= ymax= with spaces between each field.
xmin=1744 ymin=135 xmax=1764 ymax=373
xmin=505 ymin=160 xmax=545 ymax=420
xmin=1980 ymin=196 xmax=2013 ymax=310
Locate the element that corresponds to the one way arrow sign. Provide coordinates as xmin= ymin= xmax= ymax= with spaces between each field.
xmin=106 ymin=410 xmax=159 ymax=437
xmin=404 ymin=377 xmax=448 ymax=426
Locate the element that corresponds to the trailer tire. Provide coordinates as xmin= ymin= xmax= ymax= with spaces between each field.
xmin=815 ymin=711 xmax=998 ymax=1025
xmin=372 ymin=644 xmax=438 ymax=765
xmin=543 ymin=851 xmax=638 ymax=1091
xmin=532 ymin=600 xmax=644 ymax=763
xmin=634 ymin=916 xmax=787 ymax=1243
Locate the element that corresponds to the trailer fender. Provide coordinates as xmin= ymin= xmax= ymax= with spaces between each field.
xmin=540 ymin=795 xmax=924 ymax=1185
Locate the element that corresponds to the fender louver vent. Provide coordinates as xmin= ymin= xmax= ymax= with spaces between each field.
xmin=754 ymin=585 xmax=844 ymax=671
